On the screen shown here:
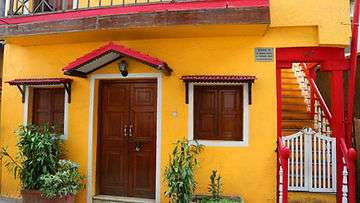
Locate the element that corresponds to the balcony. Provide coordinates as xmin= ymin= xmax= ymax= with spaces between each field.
xmin=0 ymin=0 xmax=270 ymax=40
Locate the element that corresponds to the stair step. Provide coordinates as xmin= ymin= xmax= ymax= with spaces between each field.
xmin=288 ymin=192 xmax=336 ymax=203
xmin=281 ymin=80 xmax=299 ymax=85
xmin=282 ymin=83 xmax=300 ymax=89
xmin=282 ymin=90 xmax=303 ymax=97
xmin=282 ymin=78 xmax=298 ymax=83
xmin=282 ymin=87 xmax=302 ymax=91
xmin=282 ymin=111 xmax=312 ymax=120
xmin=282 ymin=129 xmax=303 ymax=136
xmin=281 ymin=72 xmax=296 ymax=78
xmin=282 ymin=103 xmax=308 ymax=111
xmin=281 ymin=68 xmax=294 ymax=73
xmin=93 ymin=195 xmax=155 ymax=203
xmin=282 ymin=120 xmax=313 ymax=128
xmin=282 ymin=96 xmax=305 ymax=103
xmin=282 ymin=79 xmax=298 ymax=84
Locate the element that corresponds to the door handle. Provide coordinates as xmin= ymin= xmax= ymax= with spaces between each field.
xmin=129 ymin=125 xmax=133 ymax=137
xmin=135 ymin=141 xmax=143 ymax=152
xmin=123 ymin=125 xmax=128 ymax=137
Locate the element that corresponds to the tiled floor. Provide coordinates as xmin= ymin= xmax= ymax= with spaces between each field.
xmin=0 ymin=198 xmax=21 ymax=203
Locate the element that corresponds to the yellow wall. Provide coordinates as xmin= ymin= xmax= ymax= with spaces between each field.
xmin=270 ymin=0 xmax=351 ymax=45
xmin=0 ymin=1 xmax=352 ymax=202
xmin=0 ymin=26 xmax=321 ymax=203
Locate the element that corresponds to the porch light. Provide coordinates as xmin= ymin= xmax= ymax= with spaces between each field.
xmin=118 ymin=60 xmax=128 ymax=77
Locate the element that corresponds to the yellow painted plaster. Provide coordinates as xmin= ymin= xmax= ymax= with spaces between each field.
xmin=270 ymin=0 xmax=351 ymax=46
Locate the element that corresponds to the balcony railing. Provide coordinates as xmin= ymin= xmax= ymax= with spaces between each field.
xmin=6 ymin=0 xmax=183 ymax=16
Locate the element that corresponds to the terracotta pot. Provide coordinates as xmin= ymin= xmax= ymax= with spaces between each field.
xmin=21 ymin=190 xmax=75 ymax=203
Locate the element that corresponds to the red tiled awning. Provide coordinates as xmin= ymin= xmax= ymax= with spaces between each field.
xmin=63 ymin=42 xmax=172 ymax=77
xmin=181 ymin=75 xmax=256 ymax=104
xmin=181 ymin=75 xmax=256 ymax=83
xmin=7 ymin=78 xmax=73 ymax=86
xmin=7 ymin=78 xmax=73 ymax=103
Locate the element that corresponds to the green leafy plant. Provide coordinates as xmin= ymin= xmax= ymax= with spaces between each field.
xmin=208 ymin=170 xmax=222 ymax=201
xmin=200 ymin=199 xmax=242 ymax=203
xmin=0 ymin=125 xmax=61 ymax=190
xmin=40 ymin=160 xmax=86 ymax=199
xmin=164 ymin=139 xmax=203 ymax=203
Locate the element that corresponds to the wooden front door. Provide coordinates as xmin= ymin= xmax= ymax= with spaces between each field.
xmin=98 ymin=79 xmax=157 ymax=199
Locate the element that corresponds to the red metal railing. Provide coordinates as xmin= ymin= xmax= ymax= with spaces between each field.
xmin=298 ymin=63 xmax=332 ymax=134
xmin=340 ymin=138 xmax=357 ymax=203
xmin=278 ymin=139 xmax=290 ymax=203
xmin=307 ymin=76 xmax=332 ymax=122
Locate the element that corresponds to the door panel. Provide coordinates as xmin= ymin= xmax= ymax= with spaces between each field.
xmin=98 ymin=80 xmax=156 ymax=199
xmin=194 ymin=87 xmax=218 ymax=139
xmin=32 ymin=88 xmax=65 ymax=132
xmin=218 ymin=87 xmax=243 ymax=141
xmin=98 ymin=81 xmax=130 ymax=196
xmin=128 ymin=82 xmax=156 ymax=198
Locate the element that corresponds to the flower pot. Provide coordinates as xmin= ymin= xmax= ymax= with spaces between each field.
xmin=21 ymin=190 xmax=75 ymax=203
xmin=21 ymin=190 xmax=42 ymax=203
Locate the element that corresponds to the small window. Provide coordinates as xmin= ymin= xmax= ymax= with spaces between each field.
xmin=188 ymin=83 xmax=249 ymax=147
xmin=194 ymin=85 xmax=243 ymax=141
xmin=32 ymin=88 xmax=65 ymax=133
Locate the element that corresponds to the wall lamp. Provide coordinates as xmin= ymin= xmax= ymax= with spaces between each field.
xmin=118 ymin=60 xmax=128 ymax=77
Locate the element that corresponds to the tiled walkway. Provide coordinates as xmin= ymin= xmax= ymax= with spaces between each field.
xmin=0 ymin=197 xmax=21 ymax=203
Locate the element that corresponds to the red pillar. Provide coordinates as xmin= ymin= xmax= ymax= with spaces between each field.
xmin=276 ymin=67 xmax=282 ymax=203
xmin=329 ymin=71 xmax=345 ymax=203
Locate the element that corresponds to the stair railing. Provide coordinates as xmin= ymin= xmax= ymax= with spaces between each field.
xmin=278 ymin=139 xmax=290 ymax=203
xmin=340 ymin=138 xmax=357 ymax=203
xmin=292 ymin=63 xmax=332 ymax=135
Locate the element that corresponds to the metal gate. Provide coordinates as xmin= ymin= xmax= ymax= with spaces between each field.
xmin=282 ymin=128 xmax=336 ymax=192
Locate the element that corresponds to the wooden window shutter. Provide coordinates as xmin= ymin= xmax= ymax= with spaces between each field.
xmin=194 ymin=86 xmax=243 ymax=141
xmin=32 ymin=88 xmax=64 ymax=132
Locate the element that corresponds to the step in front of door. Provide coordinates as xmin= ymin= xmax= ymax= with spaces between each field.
xmin=288 ymin=192 xmax=336 ymax=203
xmin=93 ymin=195 xmax=155 ymax=203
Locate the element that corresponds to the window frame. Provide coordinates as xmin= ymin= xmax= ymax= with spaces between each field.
xmin=188 ymin=82 xmax=249 ymax=147
xmin=23 ymin=85 xmax=69 ymax=139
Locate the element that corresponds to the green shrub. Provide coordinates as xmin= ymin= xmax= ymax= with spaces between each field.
xmin=200 ymin=199 xmax=242 ymax=203
xmin=208 ymin=170 xmax=222 ymax=201
xmin=0 ymin=125 xmax=85 ymax=199
xmin=0 ymin=125 xmax=61 ymax=190
xmin=40 ymin=160 xmax=86 ymax=199
xmin=164 ymin=139 xmax=203 ymax=203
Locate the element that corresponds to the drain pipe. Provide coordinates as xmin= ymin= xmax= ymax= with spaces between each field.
xmin=347 ymin=0 xmax=360 ymax=147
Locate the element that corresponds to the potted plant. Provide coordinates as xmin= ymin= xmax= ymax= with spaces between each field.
xmin=164 ymin=139 xmax=203 ymax=203
xmin=0 ymin=125 xmax=85 ymax=203
xmin=39 ymin=160 xmax=85 ymax=203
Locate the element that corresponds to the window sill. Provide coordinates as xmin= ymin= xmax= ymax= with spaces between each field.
xmin=189 ymin=139 xmax=248 ymax=147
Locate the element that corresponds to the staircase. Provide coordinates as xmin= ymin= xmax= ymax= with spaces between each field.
xmin=280 ymin=68 xmax=336 ymax=203
xmin=281 ymin=68 xmax=313 ymax=136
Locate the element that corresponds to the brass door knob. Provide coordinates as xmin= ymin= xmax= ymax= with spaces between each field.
xmin=123 ymin=125 xmax=128 ymax=137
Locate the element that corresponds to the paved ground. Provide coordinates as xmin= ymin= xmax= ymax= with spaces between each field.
xmin=0 ymin=197 xmax=21 ymax=203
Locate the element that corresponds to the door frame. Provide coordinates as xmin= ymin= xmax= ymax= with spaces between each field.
xmin=87 ymin=73 xmax=163 ymax=203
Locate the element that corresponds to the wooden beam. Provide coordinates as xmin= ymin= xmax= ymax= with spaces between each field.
xmin=0 ymin=7 xmax=270 ymax=37
xmin=16 ymin=84 xmax=25 ymax=103
xmin=64 ymin=70 xmax=87 ymax=78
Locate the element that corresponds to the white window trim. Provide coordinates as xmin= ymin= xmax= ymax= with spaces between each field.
xmin=187 ymin=82 xmax=249 ymax=147
xmin=23 ymin=85 xmax=69 ymax=140
xmin=72 ymin=0 xmax=78 ymax=9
